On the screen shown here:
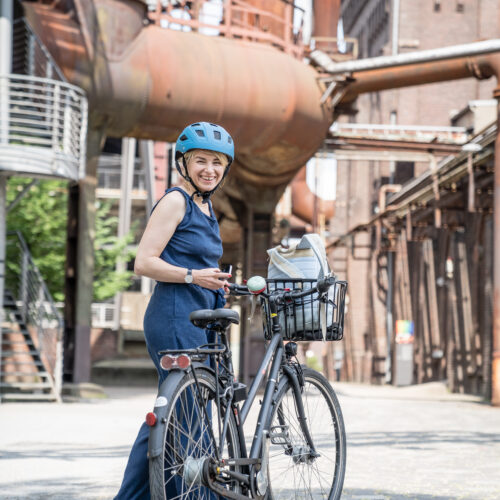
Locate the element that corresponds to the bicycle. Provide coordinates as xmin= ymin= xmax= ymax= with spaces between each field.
xmin=146 ymin=274 xmax=348 ymax=499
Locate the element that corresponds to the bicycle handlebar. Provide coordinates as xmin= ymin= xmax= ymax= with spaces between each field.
xmin=228 ymin=275 xmax=336 ymax=301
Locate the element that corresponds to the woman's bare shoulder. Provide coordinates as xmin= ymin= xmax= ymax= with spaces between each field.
xmin=152 ymin=189 xmax=186 ymax=223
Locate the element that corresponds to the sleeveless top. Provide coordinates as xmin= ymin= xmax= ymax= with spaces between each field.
xmin=143 ymin=187 xmax=225 ymax=350
xmin=156 ymin=187 xmax=223 ymax=272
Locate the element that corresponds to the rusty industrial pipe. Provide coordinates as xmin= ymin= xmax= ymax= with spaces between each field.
xmin=291 ymin=166 xmax=334 ymax=225
xmin=23 ymin=0 xmax=331 ymax=192
xmin=341 ymin=55 xmax=499 ymax=103
xmin=312 ymin=0 xmax=341 ymax=53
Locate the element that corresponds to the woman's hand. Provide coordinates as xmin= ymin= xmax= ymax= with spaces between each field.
xmin=192 ymin=268 xmax=232 ymax=290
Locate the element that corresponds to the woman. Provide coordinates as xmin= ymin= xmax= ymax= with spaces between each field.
xmin=115 ymin=122 xmax=234 ymax=499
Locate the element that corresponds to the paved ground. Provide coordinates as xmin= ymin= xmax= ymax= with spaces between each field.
xmin=0 ymin=381 xmax=499 ymax=499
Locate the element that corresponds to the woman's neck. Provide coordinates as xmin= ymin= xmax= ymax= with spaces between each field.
xmin=182 ymin=183 xmax=210 ymax=211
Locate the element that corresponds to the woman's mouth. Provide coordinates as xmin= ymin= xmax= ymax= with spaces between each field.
xmin=200 ymin=176 xmax=216 ymax=183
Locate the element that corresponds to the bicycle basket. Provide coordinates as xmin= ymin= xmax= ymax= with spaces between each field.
xmin=261 ymin=278 xmax=347 ymax=341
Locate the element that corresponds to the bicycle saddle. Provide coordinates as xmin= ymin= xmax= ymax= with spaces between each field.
xmin=189 ymin=308 xmax=240 ymax=330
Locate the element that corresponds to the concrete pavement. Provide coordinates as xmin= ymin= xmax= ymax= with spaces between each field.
xmin=0 ymin=381 xmax=499 ymax=499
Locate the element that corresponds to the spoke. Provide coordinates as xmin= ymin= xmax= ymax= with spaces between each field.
xmin=268 ymin=376 xmax=341 ymax=499
xmin=157 ymin=373 xmax=240 ymax=499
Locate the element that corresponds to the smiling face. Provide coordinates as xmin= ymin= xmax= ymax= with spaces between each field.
xmin=185 ymin=149 xmax=227 ymax=193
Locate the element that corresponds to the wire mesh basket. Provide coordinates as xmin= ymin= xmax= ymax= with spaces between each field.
xmin=262 ymin=278 xmax=348 ymax=341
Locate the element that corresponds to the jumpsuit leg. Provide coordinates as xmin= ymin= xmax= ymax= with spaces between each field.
xmin=114 ymin=423 xmax=150 ymax=500
xmin=115 ymin=289 xmax=224 ymax=499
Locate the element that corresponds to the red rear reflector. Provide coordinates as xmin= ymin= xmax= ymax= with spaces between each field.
xmin=160 ymin=354 xmax=192 ymax=370
xmin=145 ymin=412 xmax=157 ymax=426
xmin=176 ymin=354 xmax=191 ymax=369
xmin=160 ymin=355 xmax=175 ymax=371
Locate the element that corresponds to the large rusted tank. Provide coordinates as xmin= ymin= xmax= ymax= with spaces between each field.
xmin=23 ymin=0 xmax=332 ymax=209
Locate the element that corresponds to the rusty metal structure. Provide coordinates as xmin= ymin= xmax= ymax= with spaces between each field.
xmin=15 ymin=0 xmax=500 ymax=405
xmin=19 ymin=0 xmax=342 ymax=384
xmin=320 ymin=44 xmax=500 ymax=404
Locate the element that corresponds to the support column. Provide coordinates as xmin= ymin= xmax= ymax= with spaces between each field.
xmin=0 ymin=1 xmax=13 ymax=387
xmin=492 ymin=94 xmax=500 ymax=406
xmin=64 ymin=129 xmax=105 ymax=383
xmin=239 ymin=207 xmax=272 ymax=386
xmin=115 ymin=138 xmax=136 ymax=337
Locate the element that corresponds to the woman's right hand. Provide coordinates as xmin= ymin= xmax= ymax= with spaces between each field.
xmin=192 ymin=268 xmax=231 ymax=290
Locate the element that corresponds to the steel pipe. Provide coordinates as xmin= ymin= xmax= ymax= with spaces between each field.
xmin=315 ymin=38 xmax=500 ymax=75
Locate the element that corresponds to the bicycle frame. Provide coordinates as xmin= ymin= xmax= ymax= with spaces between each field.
xmin=149 ymin=292 xmax=320 ymax=498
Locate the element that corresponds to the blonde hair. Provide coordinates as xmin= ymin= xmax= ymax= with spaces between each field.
xmin=184 ymin=149 xmax=229 ymax=168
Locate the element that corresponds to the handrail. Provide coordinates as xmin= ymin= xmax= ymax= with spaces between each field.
xmin=0 ymin=73 xmax=88 ymax=180
xmin=149 ymin=0 xmax=304 ymax=58
xmin=4 ymin=231 xmax=64 ymax=399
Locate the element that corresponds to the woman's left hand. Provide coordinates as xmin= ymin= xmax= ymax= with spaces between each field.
xmin=192 ymin=268 xmax=231 ymax=290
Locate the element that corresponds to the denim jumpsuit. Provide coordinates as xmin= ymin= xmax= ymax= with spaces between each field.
xmin=115 ymin=187 xmax=226 ymax=499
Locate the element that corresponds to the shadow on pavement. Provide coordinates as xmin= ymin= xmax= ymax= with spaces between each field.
xmin=0 ymin=444 xmax=130 ymax=461
xmin=342 ymin=489 xmax=478 ymax=500
xmin=347 ymin=430 xmax=500 ymax=448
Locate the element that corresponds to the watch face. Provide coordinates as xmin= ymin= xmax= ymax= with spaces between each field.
xmin=185 ymin=270 xmax=193 ymax=284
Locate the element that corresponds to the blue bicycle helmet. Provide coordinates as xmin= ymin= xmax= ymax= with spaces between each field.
xmin=175 ymin=122 xmax=234 ymax=203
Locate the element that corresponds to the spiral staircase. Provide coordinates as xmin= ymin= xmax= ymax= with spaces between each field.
xmin=0 ymin=16 xmax=88 ymax=402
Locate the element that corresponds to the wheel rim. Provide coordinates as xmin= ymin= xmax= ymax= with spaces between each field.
xmin=267 ymin=377 xmax=342 ymax=499
xmin=161 ymin=374 xmax=239 ymax=499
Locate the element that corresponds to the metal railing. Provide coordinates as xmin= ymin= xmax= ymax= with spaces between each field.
xmin=98 ymin=167 xmax=146 ymax=192
xmin=0 ymin=73 xmax=87 ymax=180
xmin=148 ymin=0 xmax=305 ymax=58
xmin=330 ymin=123 xmax=469 ymax=144
xmin=4 ymin=231 xmax=64 ymax=397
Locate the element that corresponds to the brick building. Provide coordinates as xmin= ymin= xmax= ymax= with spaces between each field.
xmin=330 ymin=0 xmax=499 ymax=386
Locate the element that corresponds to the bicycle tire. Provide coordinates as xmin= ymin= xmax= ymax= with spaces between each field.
xmin=266 ymin=367 xmax=346 ymax=500
xmin=150 ymin=369 xmax=241 ymax=500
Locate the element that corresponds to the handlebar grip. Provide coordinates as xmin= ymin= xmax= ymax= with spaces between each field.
xmin=316 ymin=275 xmax=336 ymax=294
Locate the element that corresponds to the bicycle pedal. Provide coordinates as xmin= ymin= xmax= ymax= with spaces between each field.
xmin=269 ymin=425 xmax=290 ymax=445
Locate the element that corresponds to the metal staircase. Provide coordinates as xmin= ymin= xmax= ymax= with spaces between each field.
xmin=1 ymin=232 xmax=63 ymax=402
xmin=0 ymin=14 xmax=87 ymax=402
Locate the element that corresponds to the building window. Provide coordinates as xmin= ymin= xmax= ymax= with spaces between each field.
xmin=434 ymin=0 xmax=441 ymax=12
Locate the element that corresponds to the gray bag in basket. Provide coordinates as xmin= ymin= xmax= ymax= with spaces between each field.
xmin=267 ymin=233 xmax=333 ymax=340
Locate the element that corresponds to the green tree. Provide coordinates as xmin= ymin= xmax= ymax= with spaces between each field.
xmin=6 ymin=178 xmax=135 ymax=302
xmin=93 ymin=200 xmax=136 ymax=301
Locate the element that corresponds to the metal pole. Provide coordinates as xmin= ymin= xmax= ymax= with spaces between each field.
xmin=392 ymin=0 xmax=400 ymax=57
xmin=139 ymin=140 xmax=155 ymax=295
xmin=312 ymin=38 xmax=500 ymax=74
xmin=492 ymin=94 xmax=500 ymax=406
xmin=0 ymin=1 xmax=13 ymax=400
xmin=115 ymin=138 xmax=136 ymax=331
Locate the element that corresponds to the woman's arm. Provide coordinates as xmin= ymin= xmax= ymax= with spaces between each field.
xmin=134 ymin=191 xmax=230 ymax=290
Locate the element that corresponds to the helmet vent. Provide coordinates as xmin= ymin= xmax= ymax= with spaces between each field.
xmin=191 ymin=123 xmax=200 ymax=127
xmin=180 ymin=134 xmax=188 ymax=141
xmin=213 ymin=130 xmax=221 ymax=140
xmin=195 ymin=129 xmax=205 ymax=137
xmin=228 ymin=137 xmax=232 ymax=144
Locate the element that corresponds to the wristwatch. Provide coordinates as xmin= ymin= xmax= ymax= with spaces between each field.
xmin=184 ymin=268 xmax=194 ymax=284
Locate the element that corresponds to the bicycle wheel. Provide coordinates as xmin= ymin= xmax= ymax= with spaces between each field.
xmin=150 ymin=369 xmax=241 ymax=500
xmin=266 ymin=367 xmax=346 ymax=500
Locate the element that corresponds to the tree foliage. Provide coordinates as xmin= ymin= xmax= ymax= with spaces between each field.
xmin=6 ymin=178 xmax=135 ymax=302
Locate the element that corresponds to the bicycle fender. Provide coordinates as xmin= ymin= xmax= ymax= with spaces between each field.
xmin=148 ymin=362 xmax=214 ymax=459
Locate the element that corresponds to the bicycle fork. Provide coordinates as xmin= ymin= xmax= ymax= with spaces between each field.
xmin=278 ymin=363 xmax=319 ymax=461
